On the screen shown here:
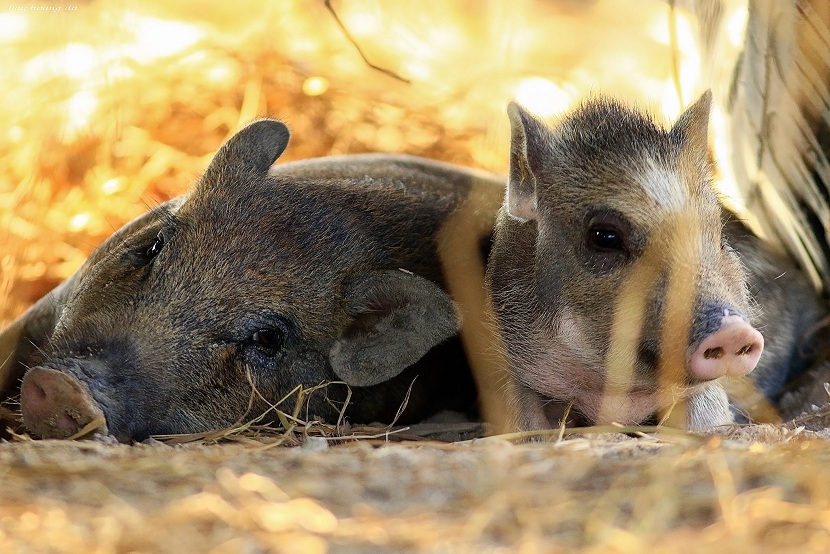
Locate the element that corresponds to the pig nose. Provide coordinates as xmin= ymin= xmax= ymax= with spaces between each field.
xmin=20 ymin=367 xmax=105 ymax=439
xmin=689 ymin=315 xmax=764 ymax=380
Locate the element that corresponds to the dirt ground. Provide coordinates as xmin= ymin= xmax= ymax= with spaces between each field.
xmin=3 ymin=424 xmax=830 ymax=553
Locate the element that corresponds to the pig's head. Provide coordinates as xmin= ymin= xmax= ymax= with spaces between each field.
xmin=7 ymin=120 xmax=463 ymax=442
xmin=487 ymin=92 xmax=764 ymax=428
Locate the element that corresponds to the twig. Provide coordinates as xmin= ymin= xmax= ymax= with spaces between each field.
xmin=323 ymin=0 xmax=411 ymax=84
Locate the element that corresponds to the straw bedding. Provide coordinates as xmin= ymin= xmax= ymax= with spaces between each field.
xmin=4 ymin=2 xmax=830 ymax=551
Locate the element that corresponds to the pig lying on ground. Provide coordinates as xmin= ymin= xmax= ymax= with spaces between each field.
xmin=486 ymin=92 xmax=828 ymax=431
xmin=0 ymin=119 xmax=504 ymax=443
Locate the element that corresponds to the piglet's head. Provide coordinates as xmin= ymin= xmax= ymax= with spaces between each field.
xmin=489 ymin=92 xmax=762 ymax=427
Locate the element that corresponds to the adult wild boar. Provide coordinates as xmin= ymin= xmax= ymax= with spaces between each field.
xmin=486 ymin=92 xmax=827 ymax=431
xmin=0 ymin=119 xmax=504 ymax=442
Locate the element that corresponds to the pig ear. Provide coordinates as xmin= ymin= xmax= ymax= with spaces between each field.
xmin=507 ymin=102 xmax=551 ymax=222
xmin=205 ymin=119 xmax=290 ymax=177
xmin=507 ymin=102 xmax=550 ymax=222
xmin=670 ymin=91 xmax=712 ymax=161
xmin=329 ymin=270 xmax=459 ymax=387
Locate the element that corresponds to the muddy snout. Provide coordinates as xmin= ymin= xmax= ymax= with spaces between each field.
xmin=689 ymin=314 xmax=764 ymax=380
xmin=20 ymin=368 xmax=106 ymax=439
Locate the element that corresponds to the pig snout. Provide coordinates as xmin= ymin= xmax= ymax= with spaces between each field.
xmin=689 ymin=314 xmax=764 ymax=380
xmin=20 ymin=368 xmax=105 ymax=439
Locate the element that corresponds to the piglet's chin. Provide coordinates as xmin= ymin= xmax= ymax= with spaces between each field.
xmin=526 ymin=385 xmax=661 ymax=429
xmin=577 ymin=391 xmax=661 ymax=427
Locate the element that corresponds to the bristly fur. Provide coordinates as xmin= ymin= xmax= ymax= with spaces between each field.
xmin=0 ymin=121 xmax=502 ymax=442
xmin=489 ymin=92 xmax=825 ymax=433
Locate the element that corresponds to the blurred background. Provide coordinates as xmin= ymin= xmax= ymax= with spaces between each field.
xmin=0 ymin=0 xmax=776 ymax=325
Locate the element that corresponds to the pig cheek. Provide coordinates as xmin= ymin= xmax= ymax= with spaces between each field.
xmin=147 ymin=344 xmax=248 ymax=433
xmin=524 ymin=311 xmax=661 ymax=425
xmin=241 ymin=347 xmax=333 ymax=419
xmin=519 ymin=310 xmax=603 ymax=400
xmin=205 ymin=350 xmax=265 ymax=420
xmin=100 ymin=346 xmax=246 ymax=438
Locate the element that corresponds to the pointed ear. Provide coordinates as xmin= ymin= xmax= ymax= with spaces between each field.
xmin=507 ymin=102 xmax=553 ymax=222
xmin=202 ymin=119 xmax=290 ymax=183
xmin=329 ymin=270 xmax=460 ymax=387
xmin=670 ymin=91 xmax=711 ymax=161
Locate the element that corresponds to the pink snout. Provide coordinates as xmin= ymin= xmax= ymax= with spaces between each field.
xmin=689 ymin=315 xmax=764 ymax=380
xmin=20 ymin=367 xmax=105 ymax=439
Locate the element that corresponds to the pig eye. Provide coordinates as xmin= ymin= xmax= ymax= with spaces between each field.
xmin=587 ymin=227 xmax=626 ymax=252
xmin=146 ymin=232 xmax=165 ymax=259
xmin=251 ymin=328 xmax=284 ymax=353
xmin=582 ymin=209 xmax=637 ymax=273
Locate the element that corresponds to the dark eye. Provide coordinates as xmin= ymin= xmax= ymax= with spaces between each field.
xmin=146 ymin=232 xmax=165 ymax=259
xmin=251 ymin=328 xmax=284 ymax=353
xmin=587 ymin=227 xmax=625 ymax=252
xmin=581 ymin=209 xmax=638 ymax=274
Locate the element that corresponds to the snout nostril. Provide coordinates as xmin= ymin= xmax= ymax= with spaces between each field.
xmin=691 ymin=315 xmax=764 ymax=380
xmin=703 ymin=347 xmax=724 ymax=360
xmin=29 ymin=383 xmax=47 ymax=403
xmin=705 ymin=344 xmax=758 ymax=359
xmin=736 ymin=343 xmax=756 ymax=356
xmin=56 ymin=412 xmax=80 ymax=434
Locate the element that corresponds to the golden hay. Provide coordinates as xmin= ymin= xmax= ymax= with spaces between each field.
xmin=2 ymin=433 xmax=830 ymax=552
xmin=3 ymin=1 xmax=830 ymax=552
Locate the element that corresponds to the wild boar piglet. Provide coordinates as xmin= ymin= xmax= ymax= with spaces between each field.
xmin=487 ymin=92 xmax=826 ymax=431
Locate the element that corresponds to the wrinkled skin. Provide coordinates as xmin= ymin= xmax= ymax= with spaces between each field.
xmin=1 ymin=120 xmax=502 ymax=442
xmin=486 ymin=92 xmax=827 ymax=431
